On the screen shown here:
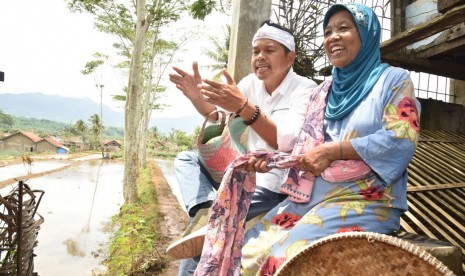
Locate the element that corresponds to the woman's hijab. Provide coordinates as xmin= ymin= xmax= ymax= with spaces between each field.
xmin=324 ymin=3 xmax=389 ymax=121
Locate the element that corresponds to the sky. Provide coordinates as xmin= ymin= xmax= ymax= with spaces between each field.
xmin=0 ymin=0 xmax=230 ymax=119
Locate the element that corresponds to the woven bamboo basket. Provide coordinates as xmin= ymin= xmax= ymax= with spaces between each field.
xmin=275 ymin=232 xmax=456 ymax=276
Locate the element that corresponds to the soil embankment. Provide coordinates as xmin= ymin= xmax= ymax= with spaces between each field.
xmin=152 ymin=161 xmax=188 ymax=275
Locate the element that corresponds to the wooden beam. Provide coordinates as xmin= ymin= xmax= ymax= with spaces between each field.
xmin=407 ymin=182 xmax=465 ymax=192
xmin=416 ymin=37 xmax=465 ymax=58
xmin=380 ymin=4 xmax=465 ymax=55
xmin=382 ymin=51 xmax=465 ymax=81
xmin=415 ymin=27 xmax=465 ymax=58
xmin=438 ymin=0 xmax=465 ymax=13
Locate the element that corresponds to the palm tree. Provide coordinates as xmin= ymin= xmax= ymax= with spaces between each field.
xmin=202 ymin=25 xmax=230 ymax=81
xmin=88 ymin=114 xmax=104 ymax=151
xmin=74 ymin=119 xmax=88 ymax=140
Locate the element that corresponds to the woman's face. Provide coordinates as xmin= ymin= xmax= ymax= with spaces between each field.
xmin=324 ymin=10 xmax=361 ymax=68
xmin=251 ymin=38 xmax=295 ymax=92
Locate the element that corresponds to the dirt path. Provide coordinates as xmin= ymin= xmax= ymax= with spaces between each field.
xmin=152 ymin=163 xmax=188 ymax=276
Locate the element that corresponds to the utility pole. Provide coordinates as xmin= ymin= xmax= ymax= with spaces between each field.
xmin=96 ymin=83 xmax=104 ymax=158
xmin=228 ymin=0 xmax=272 ymax=83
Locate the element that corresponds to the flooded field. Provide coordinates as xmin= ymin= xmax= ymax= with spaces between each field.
xmin=1 ymin=159 xmax=124 ymax=276
xmin=154 ymin=158 xmax=186 ymax=213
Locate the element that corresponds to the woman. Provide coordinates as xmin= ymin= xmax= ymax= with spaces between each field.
xmin=193 ymin=3 xmax=420 ymax=275
xmin=239 ymin=3 xmax=421 ymax=274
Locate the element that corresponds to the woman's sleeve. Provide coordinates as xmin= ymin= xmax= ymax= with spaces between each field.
xmin=351 ymin=74 xmax=421 ymax=186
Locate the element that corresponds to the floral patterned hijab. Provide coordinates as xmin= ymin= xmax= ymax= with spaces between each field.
xmin=324 ymin=3 xmax=389 ymax=121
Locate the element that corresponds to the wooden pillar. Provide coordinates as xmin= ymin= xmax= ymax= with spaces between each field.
xmin=228 ymin=0 xmax=272 ymax=83
xmin=450 ymin=79 xmax=465 ymax=105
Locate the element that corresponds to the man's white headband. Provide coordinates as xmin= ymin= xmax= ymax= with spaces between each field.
xmin=252 ymin=23 xmax=295 ymax=52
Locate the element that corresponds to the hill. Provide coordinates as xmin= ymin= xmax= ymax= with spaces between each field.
xmin=0 ymin=93 xmax=203 ymax=134
xmin=0 ymin=93 xmax=123 ymax=126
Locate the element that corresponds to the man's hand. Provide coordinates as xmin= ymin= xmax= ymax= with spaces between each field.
xmin=169 ymin=61 xmax=203 ymax=102
xmin=199 ymin=70 xmax=245 ymax=113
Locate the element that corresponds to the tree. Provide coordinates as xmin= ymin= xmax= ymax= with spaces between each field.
xmin=272 ymin=0 xmax=334 ymax=80
xmin=74 ymin=119 xmax=88 ymax=136
xmin=138 ymin=37 xmax=188 ymax=168
xmin=202 ymin=25 xmax=230 ymax=80
xmin=81 ymin=53 xmax=108 ymax=157
xmin=168 ymin=129 xmax=194 ymax=151
xmin=0 ymin=109 xmax=13 ymax=131
xmin=67 ymin=0 xmax=192 ymax=203
xmin=190 ymin=0 xmax=231 ymax=19
xmin=88 ymin=114 xmax=103 ymax=150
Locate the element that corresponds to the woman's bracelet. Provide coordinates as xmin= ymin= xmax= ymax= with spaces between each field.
xmin=243 ymin=105 xmax=260 ymax=126
xmin=235 ymin=98 xmax=248 ymax=114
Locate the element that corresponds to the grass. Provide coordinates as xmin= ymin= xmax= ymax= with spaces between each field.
xmin=0 ymin=150 xmax=24 ymax=163
xmin=103 ymin=162 xmax=169 ymax=276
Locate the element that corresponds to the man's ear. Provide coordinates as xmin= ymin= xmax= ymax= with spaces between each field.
xmin=287 ymin=51 xmax=296 ymax=67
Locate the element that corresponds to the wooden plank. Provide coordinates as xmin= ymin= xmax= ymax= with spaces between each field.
xmin=403 ymin=209 xmax=438 ymax=238
xmin=407 ymin=196 xmax=465 ymax=246
xmin=415 ymin=193 xmax=465 ymax=244
xmin=400 ymin=218 xmax=417 ymax=234
xmin=382 ymin=51 xmax=465 ymax=81
xmin=408 ymin=183 xmax=465 ymax=192
xmin=381 ymin=4 xmax=465 ymax=54
xmin=438 ymin=0 xmax=465 ymax=13
xmin=416 ymin=36 xmax=465 ymax=58
xmin=414 ymin=146 xmax=465 ymax=182
xmin=419 ymin=138 xmax=465 ymax=143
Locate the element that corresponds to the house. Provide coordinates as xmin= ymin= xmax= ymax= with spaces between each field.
xmin=36 ymin=136 xmax=69 ymax=154
xmin=61 ymin=137 xmax=90 ymax=152
xmin=0 ymin=131 xmax=42 ymax=152
xmin=104 ymin=139 xmax=122 ymax=152
xmin=0 ymin=131 xmax=69 ymax=153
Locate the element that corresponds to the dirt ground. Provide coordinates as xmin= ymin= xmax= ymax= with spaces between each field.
xmin=152 ymin=164 xmax=188 ymax=276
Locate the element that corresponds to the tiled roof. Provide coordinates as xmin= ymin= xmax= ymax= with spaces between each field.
xmin=19 ymin=131 xmax=43 ymax=142
xmin=44 ymin=137 xmax=63 ymax=148
xmin=104 ymin=139 xmax=121 ymax=146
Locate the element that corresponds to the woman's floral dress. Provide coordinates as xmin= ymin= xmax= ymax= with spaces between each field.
xmin=241 ymin=66 xmax=421 ymax=275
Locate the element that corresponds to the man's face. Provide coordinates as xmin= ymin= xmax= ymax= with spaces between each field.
xmin=251 ymin=39 xmax=295 ymax=91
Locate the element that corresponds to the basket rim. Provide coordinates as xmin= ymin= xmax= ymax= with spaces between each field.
xmin=275 ymin=231 xmax=456 ymax=276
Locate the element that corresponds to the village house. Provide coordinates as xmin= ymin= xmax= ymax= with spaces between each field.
xmin=0 ymin=131 xmax=69 ymax=154
xmin=0 ymin=131 xmax=42 ymax=152
xmin=104 ymin=139 xmax=122 ymax=152
xmin=61 ymin=137 xmax=90 ymax=152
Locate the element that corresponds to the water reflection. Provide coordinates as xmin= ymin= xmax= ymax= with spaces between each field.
xmin=0 ymin=160 xmax=73 ymax=184
xmin=16 ymin=160 xmax=125 ymax=276
xmin=154 ymin=159 xmax=186 ymax=213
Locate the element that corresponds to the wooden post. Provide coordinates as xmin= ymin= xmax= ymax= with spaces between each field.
xmin=228 ymin=0 xmax=272 ymax=83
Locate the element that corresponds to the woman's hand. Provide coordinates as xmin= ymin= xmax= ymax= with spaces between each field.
xmin=298 ymin=143 xmax=337 ymax=176
xmin=199 ymin=69 xmax=246 ymax=113
xmin=246 ymin=156 xmax=271 ymax=173
xmin=169 ymin=62 xmax=203 ymax=102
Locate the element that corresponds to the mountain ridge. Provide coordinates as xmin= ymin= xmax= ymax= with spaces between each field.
xmin=0 ymin=92 xmax=203 ymax=134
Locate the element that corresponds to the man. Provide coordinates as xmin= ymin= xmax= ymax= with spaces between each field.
xmin=168 ymin=20 xmax=317 ymax=275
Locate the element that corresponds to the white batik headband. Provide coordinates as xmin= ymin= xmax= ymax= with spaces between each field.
xmin=252 ymin=23 xmax=295 ymax=52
